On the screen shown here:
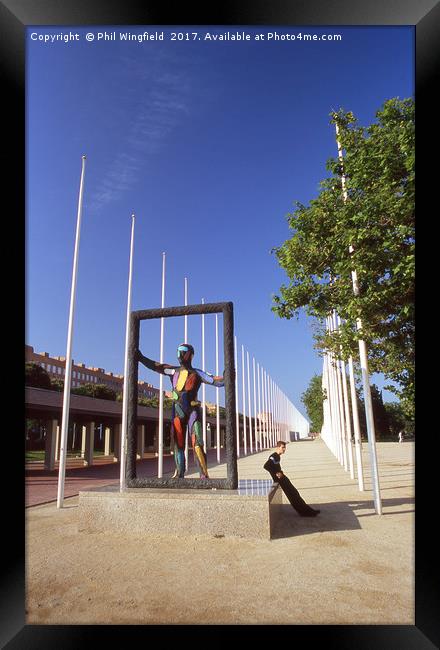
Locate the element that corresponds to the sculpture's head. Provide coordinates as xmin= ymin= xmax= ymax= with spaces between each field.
xmin=177 ymin=343 xmax=194 ymax=367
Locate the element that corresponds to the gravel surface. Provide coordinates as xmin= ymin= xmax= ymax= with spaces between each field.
xmin=25 ymin=439 xmax=414 ymax=625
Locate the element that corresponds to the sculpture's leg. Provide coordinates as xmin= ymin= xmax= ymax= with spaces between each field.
xmin=172 ymin=415 xmax=186 ymax=478
xmin=190 ymin=409 xmax=209 ymax=478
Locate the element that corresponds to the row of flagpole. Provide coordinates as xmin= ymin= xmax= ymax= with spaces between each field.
xmin=321 ymin=313 xmax=363 ymax=486
xmin=55 ymin=149 xmax=382 ymax=514
xmin=149 ymin=252 xmax=309 ymax=479
xmin=321 ymin=308 xmax=381 ymax=510
xmin=320 ymin=121 xmax=382 ymax=514
xmin=55 ymin=154 xmax=308 ymax=507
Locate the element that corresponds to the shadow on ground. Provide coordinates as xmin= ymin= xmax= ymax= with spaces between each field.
xmin=353 ymin=496 xmax=414 ymax=517
xmin=271 ymin=502 xmax=361 ymax=539
xmin=271 ymin=496 xmax=415 ymax=539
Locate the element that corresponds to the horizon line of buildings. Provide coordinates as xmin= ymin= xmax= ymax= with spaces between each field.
xmin=25 ymin=344 xmax=281 ymax=421
xmin=25 ymin=344 xmax=162 ymax=399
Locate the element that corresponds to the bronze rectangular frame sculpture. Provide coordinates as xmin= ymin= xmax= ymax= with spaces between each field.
xmin=126 ymin=301 xmax=238 ymax=489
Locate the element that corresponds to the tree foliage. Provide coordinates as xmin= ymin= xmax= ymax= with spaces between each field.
xmin=272 ymin=98 xmax=414 ymax=417
xmin=206 ymin=404 xmax=227 ymax=419
xmin=25 ymin=362 xmax=52 ymax=389
xmin=50 ymin=378 xmax=65 ymax=392
xmin=369 ymin=385 xmax=390 ymax=439
xmin=301 ymin=374 xmax=325 ymax=432
xmin=307 ymin=369 xmax=401 ymax=440
xmin=384 ymin=401 xmax=414 ymax=437
xmin=72 ymin=383 xmax=117 ymax=401
xmin=138 ymin=395 xmax=174 ymax=409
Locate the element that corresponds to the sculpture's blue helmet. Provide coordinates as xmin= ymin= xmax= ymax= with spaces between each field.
xmin=177 ymin=343 xmax=194 ymax=365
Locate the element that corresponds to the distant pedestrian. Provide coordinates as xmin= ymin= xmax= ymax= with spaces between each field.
xmin=263 ymin=441 xmax=320 ymax=517
xmin=398 ymin=430 xmax=404 ymax=444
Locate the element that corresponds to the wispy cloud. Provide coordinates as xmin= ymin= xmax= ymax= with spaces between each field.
xmin=88 ymin=52 xmax=194 ymax=213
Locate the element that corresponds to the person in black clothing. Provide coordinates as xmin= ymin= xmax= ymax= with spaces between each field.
xmin=264 ymin=441 xmax=320 ymax=517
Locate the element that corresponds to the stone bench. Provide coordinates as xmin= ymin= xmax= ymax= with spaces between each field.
xmin=78 ymin=479 xmax=282 ymax=540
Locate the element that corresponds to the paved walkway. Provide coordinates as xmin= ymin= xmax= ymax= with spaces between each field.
xmin=25 ymin=438 xmax=415 ymax=625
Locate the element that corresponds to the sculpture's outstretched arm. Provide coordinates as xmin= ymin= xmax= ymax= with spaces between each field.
xmin=195 ymin=368 xmax=224 ymax=387
xmin=137 ymin=350 xmax=176 ymax=376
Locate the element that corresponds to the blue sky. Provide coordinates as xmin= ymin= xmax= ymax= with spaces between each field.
xmin=26 ymin=25 xmax=414 ymax=419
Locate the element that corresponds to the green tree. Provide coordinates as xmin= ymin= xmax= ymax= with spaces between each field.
xmin=369 ymin=385 xmax=390 ymax=439
xmin=272 ymin=98 xmax=414 ymax=418
xmin=25 ymin=362 xmax=52 ymax=389
xmin=301 ymin=374 xmax=325 ymax=432
xmin=50 ymin=378 xmax=65 ymax=392
xmin=206 ymin=405 xmax=227 ymax=419
xmin=138 ymin=395 xmax=174 ymax=409
xmin=72 ymin=383 xmax=117 ymax=401
xmin=384 ymin=401 xmax=414 ymax=437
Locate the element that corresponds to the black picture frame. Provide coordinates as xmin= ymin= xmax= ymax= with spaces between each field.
xmin=13 ymin=1 xmax=436 ymax=647
xmin=125 ymin=301 xmax=238 ymax=489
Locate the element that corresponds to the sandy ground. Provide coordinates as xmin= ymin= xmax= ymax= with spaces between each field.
xmin=25 ymin=438 xmax=414 ymax=625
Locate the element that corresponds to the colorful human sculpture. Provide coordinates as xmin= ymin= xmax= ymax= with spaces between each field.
xmin=137 ymin=344 xmax=224 ymax=479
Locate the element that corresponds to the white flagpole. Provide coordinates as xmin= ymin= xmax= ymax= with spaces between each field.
xmin=332 ymin=312 xmax=348 ymax=471
xmin=279 ymin=389 xmax=283 ymax=441
xmin=269 ymin=374 xmax=274 ymax=446
xmin=261 ymin=367 xmax=267 ymax=448
xmin=184 ymin=277 xmax=188 ymax=341
xmin=327 ymin=316 xmax=343 ymax=464
xmin=257 ymin=361 xmax=262 ymax=450
xmin=330 ymin=313 xmax=345 ymax=466
xmin=330 ymin=355 xmax=339 ymax=457
xmin=246 ymin=350 xmax=253 ymax=453
xmin=270 ymin=376 xmax=275 ymax=446
xmin=241 ymin=345 xmax=247 ymax=455
xmin=57 ymin=155 xmax=86 ymax=509
xmin=157 ymin=252 xmax=166 ymax=477
xmin=201 ymin=298 xmax=207 ymax=450
xmin=259 ymin=366 xmax=264 ymax=448
xmin=282 ymin=391 xmax=285 ymax=440
xmin=323 ymin=352 xmax=336 ymax=456
xmin=119 ymin=214 xmax=136 ymax=492
xmin=348 ymin=354 xmax=365 ymax=490
xmin=280 ymin=391 xmax=284 ymax=441
xmin=337 ymin=314 xmax=355 ymax=479
xmin=234 ymin=336 xmax=240 ymax=458
xmin=215 ymin=314 xmax=220 ymax=463
xmin=335 ymin=120 xmax=382 ymax=514
xmin=340 ymin=353 xmax=354 ymax=478
xmin=264 ymin=368 xmax=268 ymax=448
xmin=252 ymin=357 xmax=258 ymax=451
xmin=270 ymin=378 xmax=275 ymax=445
xmin=275 ymin=384 xmax=280 ymax=441
xmin=183 ymin=280 xmax=189 ymax=467
xmin=280 ymin=389 xmax=283 ymax=441
xmin=273 ymin=386 xmax=276 ymax=442
xmin=264 ymin=370 xmax=270 ymax=446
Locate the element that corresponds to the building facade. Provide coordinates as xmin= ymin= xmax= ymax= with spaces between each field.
xmin=25 ymin=345 xmax=160 ymax=399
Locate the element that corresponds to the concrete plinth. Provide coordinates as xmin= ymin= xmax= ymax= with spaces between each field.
xmin=79 ymin=479 xmax=282 ymax=540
